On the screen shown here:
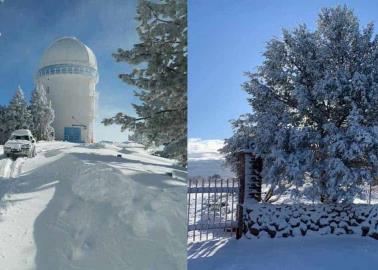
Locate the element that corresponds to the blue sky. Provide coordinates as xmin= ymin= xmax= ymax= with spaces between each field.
xmin=189 ymin=0 xmax=378 ymax=141
xmin=0 ymin=0 xmax=139 ymax=142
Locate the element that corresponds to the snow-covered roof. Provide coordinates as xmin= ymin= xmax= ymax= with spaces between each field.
xmin=39 ymin=37 xmax=97 ymax=69
xmin=11 ymin=129 xmax=33 ymax=136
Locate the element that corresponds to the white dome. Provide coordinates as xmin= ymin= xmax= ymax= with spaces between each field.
xmin=40 ymin=37 xmax=97 ymax=69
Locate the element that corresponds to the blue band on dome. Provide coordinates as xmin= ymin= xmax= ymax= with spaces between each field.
xmin=37 ymin=64 xmax=98 ymax=78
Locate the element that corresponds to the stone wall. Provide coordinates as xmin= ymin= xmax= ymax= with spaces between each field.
xmin=245 ymin=204 xmax=378 ymax=239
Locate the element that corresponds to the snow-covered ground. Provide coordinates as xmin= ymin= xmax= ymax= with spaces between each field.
xmin=188 ymin=236 xmax=378 ymax=270
xmin=0 ymin=141 xmax=186 ymax=270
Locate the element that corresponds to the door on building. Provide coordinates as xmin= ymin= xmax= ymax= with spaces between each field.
xmin=64 ymin=127 xmax=82 ymax=143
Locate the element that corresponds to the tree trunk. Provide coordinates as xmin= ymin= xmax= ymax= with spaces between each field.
xmin=319 ymin=171 xmax=328 ymax=203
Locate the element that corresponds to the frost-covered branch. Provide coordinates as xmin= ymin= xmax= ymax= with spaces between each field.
xmin=102 ymin=107 xmax=187 ymax=126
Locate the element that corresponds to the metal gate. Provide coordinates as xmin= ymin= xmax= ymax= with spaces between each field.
xmin=187 ymin=177 xmax=241 ymax=242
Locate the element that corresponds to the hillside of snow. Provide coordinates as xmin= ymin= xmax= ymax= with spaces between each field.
xmin=0 ymin=141 xmax=187 ymax=270
xmin=188 ymin=159 xmax=234 ymax=178
xmin=188 ymin=138 xmax=234 ymax=178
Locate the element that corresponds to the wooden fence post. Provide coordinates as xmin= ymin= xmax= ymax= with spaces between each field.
xmin=236 ymin=152 xmax=246 ymax=239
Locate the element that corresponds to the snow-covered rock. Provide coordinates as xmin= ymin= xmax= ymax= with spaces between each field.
xmin=245 ymin=203 xmax=378 ymax=240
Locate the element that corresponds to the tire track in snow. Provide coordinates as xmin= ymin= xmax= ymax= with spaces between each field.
xmin=0 ymin=158 xmax=14 ymax=215
xmin=0 ymin=158 xmax=13 ymax=179
xmin=9 ymin=158 xmax=26 ymax=178
xmin=0 ymin=157 xmax=26 ymax=179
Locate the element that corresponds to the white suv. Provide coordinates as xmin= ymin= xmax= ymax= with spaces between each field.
xmin=3 ymin=129 xmax=37 ymax=158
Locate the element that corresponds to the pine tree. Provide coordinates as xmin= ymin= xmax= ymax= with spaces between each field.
xmin=0 ymin=105 xmax=10 ymax=144
xmin=219 ymin=114 xmax=256 ymax=173
xmin=102 ymin=0 xmax=187 ymax=165
xmin=225 ymin=6 xmax=378 ymax=203
xmin=30 ymin=86 xmax=55 ymax=141
xmin=7 ymin=86 xmax=32 ymax=132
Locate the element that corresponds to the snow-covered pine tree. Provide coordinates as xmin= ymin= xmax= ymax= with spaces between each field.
xmin=225 ymin=6 xmax=378 ymax=203
xmin=7 ymin=86 xmax=32 ymax=132
xmin=128 ymin=127 xmax=149 ymax=146
xmin=102 ymin=0 xmax=187 ymax=165
xmin=30 ymin=86 xmax=55 ymax=141
xmin=0 ymin=105 xmax=10 ymax=144
xmin=219 ymin=114 xmax=256 ymax=174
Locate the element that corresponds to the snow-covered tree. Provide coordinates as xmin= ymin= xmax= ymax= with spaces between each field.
xmin=0 ymin=105 xmax=10 ymax=144
xmin=220 ymin=114 xmax=255 ymax=174
xmin=7 ymin=86 xmax=32 ymax=132
xmin=102 ymin=0 xmax=187 ymax=165
xmin=30 ymin=86 xmax=55 ymax=141
xmin=225 ymin=6 xmax=378 ymax=203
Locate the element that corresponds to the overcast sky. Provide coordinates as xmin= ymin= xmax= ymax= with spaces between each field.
xmin=0 ymin=0 xmax=139 ymax=142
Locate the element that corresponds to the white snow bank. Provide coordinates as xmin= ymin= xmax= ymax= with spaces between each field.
xmin=187 ymin=138 xmax=234 ymax=178
xmin=188 ymin=138 xmax=225 ymax=161
xmin=83 ymin=141 xmax=123 ymax=151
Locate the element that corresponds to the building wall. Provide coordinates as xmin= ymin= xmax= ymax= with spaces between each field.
xmin=36 ymin=73 xmax=97 ymax=143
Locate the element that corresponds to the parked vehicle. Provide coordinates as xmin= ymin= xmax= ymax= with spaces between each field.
xmin=3 ymin=129 xmax=37 ymax=158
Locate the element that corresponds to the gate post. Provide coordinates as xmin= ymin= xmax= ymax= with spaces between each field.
xmin=236 ymin=151 xmax=246 ymax=239
xmin=236 ymin=150 xmax=263 ymax=239
xmin=250 ymin=156 xmax=262 ymax=202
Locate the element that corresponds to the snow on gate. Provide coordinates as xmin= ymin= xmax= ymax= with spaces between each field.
xmin=187 ymin=177 xmax=242 ymax=242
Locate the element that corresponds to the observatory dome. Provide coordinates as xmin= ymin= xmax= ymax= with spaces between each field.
xmin=36 ymin=36 xmax=99 ymax=143
xmin=39 ymin=37 xmax=97 ymax=69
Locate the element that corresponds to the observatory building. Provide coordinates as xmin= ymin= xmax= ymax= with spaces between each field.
xmin=35 ymin=37 xmax=98 ymax=143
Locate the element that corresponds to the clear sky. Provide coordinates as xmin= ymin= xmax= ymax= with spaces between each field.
xmin=0 ymin=0 xmax=139 ymax=142
xmin=189 ymin=0 xmax=378 ymax=141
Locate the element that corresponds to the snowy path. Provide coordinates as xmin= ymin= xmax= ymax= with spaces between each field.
xmin=0 ymin=142 xmax=73 ymax=270
xmin=188 ymin=236 xmax=378 ymax=270
xmin=0 ymin=141 xmax=187 ymax=270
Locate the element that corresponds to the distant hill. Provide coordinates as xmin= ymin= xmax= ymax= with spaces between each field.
xmin=188 ymin=159 xmax=234 ymax=178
